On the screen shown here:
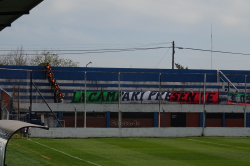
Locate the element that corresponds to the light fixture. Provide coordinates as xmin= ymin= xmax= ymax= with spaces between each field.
xmin=86 ymin=61 xmax=92 ymax=67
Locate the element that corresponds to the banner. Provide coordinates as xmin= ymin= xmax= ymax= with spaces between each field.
xmin=121 ymin=91 xmax=171 ymax=103
xmin=71 ymin=91 xmax=219 ymax=104
xmin=71 ymin=91 xmax=171 ymax=103
xmin=169 ymin=92 xmax=219 ymax=104
xmin=227 ymin=92 xmax=250 ymax=105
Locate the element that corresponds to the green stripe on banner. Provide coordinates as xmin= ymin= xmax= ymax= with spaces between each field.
xmin=71 ymin=91 xmax=119 ymax=103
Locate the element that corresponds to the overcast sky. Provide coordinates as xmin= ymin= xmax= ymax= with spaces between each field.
xmin=1 ymin=0 xmax=250 ymax=70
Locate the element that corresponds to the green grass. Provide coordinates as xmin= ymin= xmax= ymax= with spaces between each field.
xmin=6 ymin=137 xmax=250 ymax=166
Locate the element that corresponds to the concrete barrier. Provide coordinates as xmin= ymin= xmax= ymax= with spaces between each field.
xmin=204 ymin=127 xmax=250 ymax=137
xmin=29 ymin=127 xmax=250 ymax=138
xmin=29 ymin=127 xmax=203 ymax=138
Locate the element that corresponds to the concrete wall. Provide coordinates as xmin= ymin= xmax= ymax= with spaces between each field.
xmin=29 ymin=127 xmax=250 ymax=138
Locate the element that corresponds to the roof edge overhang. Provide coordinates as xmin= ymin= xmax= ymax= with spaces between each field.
xmin=0 ymin=0 xmax=43 ymax=31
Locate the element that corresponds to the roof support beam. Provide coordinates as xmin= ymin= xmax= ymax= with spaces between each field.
xmin=0 ymin=24 xmax=11 ymax=27
xmin=0 ymin=11 xmax=29 ymax=15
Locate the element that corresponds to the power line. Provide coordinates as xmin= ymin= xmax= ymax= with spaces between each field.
xmin=177 ymin=48 xmax=203 ymax=69
xmin=0 ymin=46 xmax=172 ymax=52
xmin=1 ymin=44 xmax=250 ymax=56
xmin=155 ymin=47 xmax=171 ymax=68
xmin=0 ymin=46 xmax=173 ymax=55
xmin=0 ymin=42 xmax=172 ymax=49
xmin=177 ymin=47 xmax=250 ymax=56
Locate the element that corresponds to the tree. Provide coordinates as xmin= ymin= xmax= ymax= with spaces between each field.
xmin=175 ymin=63 xmax=188 ymax=69
xmin=30 ymin=52 xmax=79 ymax=67
xmin=0 ymin=48 xmax=79 ymax=67
xmin=0 ymin=47 xmax=30 ymax=66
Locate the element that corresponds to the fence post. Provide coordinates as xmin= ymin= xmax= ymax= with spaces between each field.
xmin=18 ymin=86 xmax=20 ymax=119
xmin=118 ymin=72 xmax=122 ymax=128
xmin=84 ymin=72 xmax=87 ymax=128
xmin=75 ymin=108 xmax=77 ymax=128
xmin=162 ymin=109 xmax=165 ymax=128
xmin=244 ymin=75 xmax=247 ymax=127
xmin=199 ymin=88 xmax=201 ymax=104
xmin=237 ymin=90 xmax=239 ymax=105
xmin=158 ymin=73 xmax=161 ymax=128
xmin=29 ymin=70 xmax=33 ymax=123
xmin=9 ymin=96 xmax=13 ymax=120
xmin=202 ymin=74 xmax=206 ymax=136
xmin=0 ymin=88 xmax=2 ymax=120
xmin=246 ymin=113 xmax=249 ymax=127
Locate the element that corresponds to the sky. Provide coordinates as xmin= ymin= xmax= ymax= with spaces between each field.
xmin=1 ymin=0 xmax=250 ymax=70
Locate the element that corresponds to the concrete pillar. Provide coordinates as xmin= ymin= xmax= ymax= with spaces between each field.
xmin=41 ymin=114 xmax=45 ymax=123
xmin=106 ymin=111 xmax=110 ymax=128
xmin=58 ymin=111 xmax=62 ymax=120
xmin=222 ymin=113 xmax=225 ymax=127
xmin=154 ymin=112 xmax=157 ymax=127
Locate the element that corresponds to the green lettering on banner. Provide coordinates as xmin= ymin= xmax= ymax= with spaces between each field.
xmin=227 ymin=92 xmax=250 ymax=104
xmin=228 ymin=92 xmax=250 ymax=98
xmin=71 ymin=91 xmax=119 ymax=103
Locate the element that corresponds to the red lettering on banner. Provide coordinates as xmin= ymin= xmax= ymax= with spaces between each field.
xmin=169 ymin=92 xmax=219 ymax=104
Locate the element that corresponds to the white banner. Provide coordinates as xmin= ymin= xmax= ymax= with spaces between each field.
xmin=121 ymin=91 xmax=171 ymax=103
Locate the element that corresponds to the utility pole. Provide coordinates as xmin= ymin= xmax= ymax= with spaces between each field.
xmin=172 ymin=41 xmax=175 ymax=69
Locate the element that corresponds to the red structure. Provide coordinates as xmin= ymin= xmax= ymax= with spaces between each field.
xmin=45 ymin=63 xmax=64 ymax=103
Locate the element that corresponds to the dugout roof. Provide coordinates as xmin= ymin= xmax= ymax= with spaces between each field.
xmin=0 ymin=0 xmax=43 ymax=31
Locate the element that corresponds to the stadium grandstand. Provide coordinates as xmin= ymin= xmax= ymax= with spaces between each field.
xmin=0 ymin=65 xmax=249 ymax=131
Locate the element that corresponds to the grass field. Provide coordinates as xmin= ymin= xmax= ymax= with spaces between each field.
xmin=6 ymin=137 xmax=250 ymax=166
